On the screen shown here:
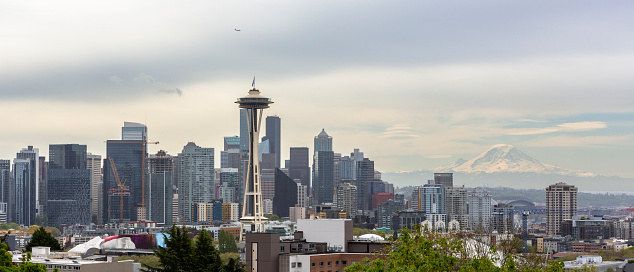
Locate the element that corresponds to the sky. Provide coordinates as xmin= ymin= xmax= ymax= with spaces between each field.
xmin=1 ymin=1 xmax=633 ymax=180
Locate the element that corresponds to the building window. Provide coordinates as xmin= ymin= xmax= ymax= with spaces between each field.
xmin=280 ymin=246 xmax=285 ymax=253
xmin=328 ymin=261 xmax=332 ymax=266
xmin=311 ymin=263 xmax=316 ymax=268
xmin=291 ymin=262 xmax=296 ymax=268
xmin=335 ymin=261 xmax=339 ymax=266
xmin=297 ymin=262 xmax=302 ymax=267
xmin=342 ymin=260 xmax=347 ymax=266
xmin=320 ymin=262 xmax=324 ymax=267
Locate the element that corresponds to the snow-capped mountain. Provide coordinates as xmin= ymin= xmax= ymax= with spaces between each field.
xmin=434 ymin=144 xmax=595 ymax=177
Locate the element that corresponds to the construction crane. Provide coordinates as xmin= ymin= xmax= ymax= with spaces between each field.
xmin=107 ymin=137 xmax=159 ymax=221
xmin=108 ymin=157 xmax=130 ymax=222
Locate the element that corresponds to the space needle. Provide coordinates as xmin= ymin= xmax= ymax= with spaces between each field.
xmin=236 ymin=80 xmax=273 ymax=233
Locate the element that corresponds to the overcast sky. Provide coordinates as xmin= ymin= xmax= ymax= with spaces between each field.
xmin=1 ymin=1 xmax=633 ymax=180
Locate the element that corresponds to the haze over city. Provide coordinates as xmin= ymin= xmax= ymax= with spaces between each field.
xmin=1 ymin=1 xmax=633 ymax=180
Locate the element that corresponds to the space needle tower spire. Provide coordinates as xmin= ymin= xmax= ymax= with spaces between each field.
xmin=236 ymin=79 xmax=273 ymax=233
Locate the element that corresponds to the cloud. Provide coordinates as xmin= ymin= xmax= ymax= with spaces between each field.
xmin=380 ymin=124 xmax=419 ymax=139
xmin=110 ymin=76 xmax=122 ymax=85
xmin=522 ymin=134 xmax=633 ymax=147
xmin=134 ymin=72 xmax=155 ymax=83
xmin=506 ymin=121 xmax=607 ymax=135
xmin=425 ymin=155 xmax=453 ymax=159
xmin=158 ymin=87 xmax=183 ymax=97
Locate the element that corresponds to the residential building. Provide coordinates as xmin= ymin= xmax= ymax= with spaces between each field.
xmin=178 ymin=142 xmax=214 ymax=223
xmin=334 ymin=183 xmax=358 ymax=217
xmin=376 ymin=198 xmax=405 ymax=229
xmin=146 ymin=150 xmax=174 ymax=226
xmin=467 ymin=187 xmax=493 ymax=231
xmin=492 ymin=204 xmax=515 ymax=233
xmin=445 ymin=186 xmax=468 ymax=229
xmin=546 ymin=182 xmax=578 ymax=235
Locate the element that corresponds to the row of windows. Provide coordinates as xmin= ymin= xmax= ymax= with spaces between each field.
xmin=311 ymin=260 xmax=349 ymax=268
xmin=46 ymin=265 xmax=80 ymax=270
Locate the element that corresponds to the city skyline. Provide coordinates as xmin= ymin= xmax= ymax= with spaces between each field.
xmin=1 ymin=1 xmax=633 ymax=179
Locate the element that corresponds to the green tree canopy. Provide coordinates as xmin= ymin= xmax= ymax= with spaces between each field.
xmin=144 ymin=226 xmax=242 ymax=272
xmin=345 ymin=226 xmax=565 ymax=272
xmin=218 ymin=230 xmax=238 ymax=254
xmin=0 ymin=243 xmax=53 ymax=272
xmin=25 ymin=227 xmax=61 ymax=252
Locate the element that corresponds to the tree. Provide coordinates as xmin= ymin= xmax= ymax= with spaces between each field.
xmin=345 ymin=225 xmax=565 ymax=272
xmin=25 ymin=227 xmax=61 ymax=252
xmin=0 ymin=243 xmax=54 ymax=272
xmin=144 ymin=225 xmax=194 ymax=272
xmin=144 ymin=226 xmax=242 ymax=272
xmin=192 ymin=229 xmax=221 ymax=272
xmin=218 ymin=230 xmax=237 ymax=254
xmin=264 ymin=214 xmax=280 ymax=221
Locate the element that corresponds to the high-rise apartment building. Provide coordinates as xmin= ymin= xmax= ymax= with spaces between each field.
xmin=334 ymin=183 xmax=358 ymax=217
xmin=47 ymin=144 xmax=91 ymax=228
xmin=178 ymin=142 xmax=214 ymax=223
xmin=412 ymin=182 xmax=445 ymax=214
xmin=467 ymin=187 xmax=492 ymax=231
xmin=0 ymin=160 xmax=10 ymax=211
xmin=146 ymin=150 xmax=174 ymax=226
xmin=313 ymin=130 xmax=334 ymax=204
xmin=289 ymin=147 xmax=310 ymax=192
xmin=265 ymin=116 xmax=281 ymax=168
xmin=445 ymin=186 xmax=468 ymax=229
xmin=546 ymin=182 xmax=578 ymax=235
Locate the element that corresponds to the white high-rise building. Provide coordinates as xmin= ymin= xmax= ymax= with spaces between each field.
xmin=467 ymin=187 xmax=492 ymax=231
xmin=178 ymin=142 xmax=214 ymax=223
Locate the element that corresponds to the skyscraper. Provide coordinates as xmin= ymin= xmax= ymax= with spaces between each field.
xmin=289 ymin=147 xmax=310 ymax=192
xmin=86 ymin=153 xmax=102 ymax=221
xmin=121 ymin=121 xmax=147 ymax=141
xmin=146 ymin=150 xmax=174 ymax=226
xmin=445 ymin=186 xmax=468 ymax=229
xmin=546 ymin=182 xmax=578 ymax=235
xmin=103 ymin=140 xmax=144 ymax=223
xmin=273 ymin=168 xmax=297 ymax=218
xmin=12 ymin=158 xmax=35 ymax=225
xmin=47 ymin=144 xmax=91 ymax=228
xmin=15 ymin=146 xmax=39 ymax=216
xmin=356 ymin=157 xmax=375 ymax=211
xmin=178 ymin=142 xmax=214 ymax=223
xmin=412 ymin=181 xmax=445 ymax=214
xmin=265 ymin=116 xmax=281 ymax=168
xmin=313 ymin=129 xmax=334 ymax=205
xmin=334 ymin=183 xmax=357 ymax=217
xmin=236 ymin=86 xmax=273 ymax=232
xmin=467 ymin=187 xmax=492 ymax=231
xmin=0 ymin=160 xmax=10 ymax=211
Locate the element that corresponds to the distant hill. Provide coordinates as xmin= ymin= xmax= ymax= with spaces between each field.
xmin=382 ymin=144 xmax=634 ymax=191
xmin=394 ymin=186 xmax=634 ymax=209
